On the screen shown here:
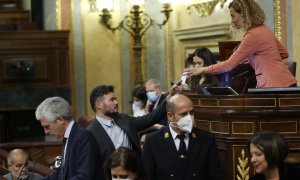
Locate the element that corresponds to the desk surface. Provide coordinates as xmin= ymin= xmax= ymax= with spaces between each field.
xmin=248 ymin=87 xmax=300 ymax=93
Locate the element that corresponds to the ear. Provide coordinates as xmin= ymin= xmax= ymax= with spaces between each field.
xmin=8 ymin=164 xmax=12 ymax=171
xmin=167 ymin=112 xmax=174 ymax=122
xmin=95 ymin=100 xmax=103 ymax=110
xmin=56 ymin=116 xmax=65 ymax=125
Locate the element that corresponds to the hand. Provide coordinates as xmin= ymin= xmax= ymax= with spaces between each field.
xmin=167 ymin=80 xmax=182 ymax=100
xmin=183 ymin=67 xmax=205 ymax=77
xmin=145 ymin=100 xmax=152 ymax=112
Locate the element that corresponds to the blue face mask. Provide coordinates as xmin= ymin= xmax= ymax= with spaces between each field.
xmin=133 ymin=100 xmax=143 ymax=107
xmin=147 ymin=91 xmax=158 ymax=102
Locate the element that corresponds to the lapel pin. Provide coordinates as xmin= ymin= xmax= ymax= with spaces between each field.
xmin=192 ymin=133 xmax=196 ymax=138
xmin=164 ymin=132 xmax=169 ymax=139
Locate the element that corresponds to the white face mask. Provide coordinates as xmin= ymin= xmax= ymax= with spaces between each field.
xmin=170 ymin=115 xmax=194 ymax=133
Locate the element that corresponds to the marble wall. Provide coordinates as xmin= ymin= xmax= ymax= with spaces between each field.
xmin=46 ymin=0 xmax=300 ymax=116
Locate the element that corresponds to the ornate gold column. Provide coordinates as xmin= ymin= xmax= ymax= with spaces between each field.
xmin=274 ymin=0 xmax=287 ymax=48
xmin=56 ymin=0 xmax=62 ymax=30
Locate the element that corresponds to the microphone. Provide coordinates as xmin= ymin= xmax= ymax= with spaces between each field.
xmin=241 ymin=73 xmax=262 ymax=94
xmin=231 ymin=71 xmax=249 ymax=80
xmin=17 ymin=158 xmax=29 ymax=180
xmin=225 ymin=70 xmax=249 ymax=86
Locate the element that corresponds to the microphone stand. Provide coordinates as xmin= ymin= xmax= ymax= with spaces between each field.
xmin=241 ymin=73 xmax=262 ymax=94
xmin=225 ymin=71 xmax=249 ymax=87
xmin=17 ymin=157 xmax=28 ymax=180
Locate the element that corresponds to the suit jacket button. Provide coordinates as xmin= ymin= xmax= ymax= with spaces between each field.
xmin=170 ymin=174 xmax=174 ymax=177
xmin=192 ymin=173 xmax=196 ymax=176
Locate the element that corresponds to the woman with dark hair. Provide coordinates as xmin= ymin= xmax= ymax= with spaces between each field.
xmin=185 ymin=0 xmax=297 ymax=88
xmin=104 ymin=147 xmax=148 ymax=180
xmin=250 ymin=131 xmax=300 ymax=180
xmin=185 ymin=47 xmax=219 ymax=93
xmin=132 ymin=86 xmax=148 ymax=117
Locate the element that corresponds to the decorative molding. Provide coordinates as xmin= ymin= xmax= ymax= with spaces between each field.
xmin=236 ymin=149 xmax=250 ymax=180
xmin=174 ymin=23 xmax=231 ymax=41
xmin=273 ymin=0 xmax=281 ymax=41
xmin=165 ymin=22 xmax=171 ymax=90
xmin=56 ymin=0 xmax=62 ymax=30
xmin=186 ymin=0 xmax=227 ymax=17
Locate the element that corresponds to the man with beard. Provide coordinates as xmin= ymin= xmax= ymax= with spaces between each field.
xmin=87 ymin=83 xmax=180 ymax=165
xmin=3 ymin=149 xmax=43 ymax=180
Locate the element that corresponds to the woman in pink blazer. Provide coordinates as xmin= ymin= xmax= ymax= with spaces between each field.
xmin=184 ymin=0 xmax=297 ymax=88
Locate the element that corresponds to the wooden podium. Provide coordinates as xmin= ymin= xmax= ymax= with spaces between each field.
xmin=185 ymin=93 xmax=300 ymax=180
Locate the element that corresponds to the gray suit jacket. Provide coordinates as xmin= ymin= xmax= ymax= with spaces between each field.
xmin=87 ymin=100 xmax=167 ymax=164
xmin=3 ymin=172 xmax=43 ymax=180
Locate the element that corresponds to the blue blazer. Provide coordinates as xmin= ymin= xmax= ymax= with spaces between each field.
xmin=142 ymin=127 xmax=223 ymax=180
xmin=43 ymin=122 xmax=104 ymax=180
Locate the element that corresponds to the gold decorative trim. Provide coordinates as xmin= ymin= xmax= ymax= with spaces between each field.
xmin=259 ymin=121 xmax=298 ymax=134
xmin=210 ymin=121 xmax=230 ymax=134
xmin=232 ymin=122 xmax=254 ymax=135
xmin=200 ymin=98 xmax=276 ymax=108
xmin=56 ymin=0 xmax=62 ymax=30
xmin=233 ymin=145 xmax=250 ymax=180
xmin=187 ymin=0 xmax=227 ymax=17
xmin=236 ymin=149 xmax=250 ymax=180
xmin=274 ymin=0 xmax=282 ymax=41
xmin=279 ymin=97 xmax=300 ymax=107
xmin=165 ymin=20 xmax=171 ymax=90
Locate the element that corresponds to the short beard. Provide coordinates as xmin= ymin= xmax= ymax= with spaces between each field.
xmin=104 ymin=111 xmax=119 ymax=117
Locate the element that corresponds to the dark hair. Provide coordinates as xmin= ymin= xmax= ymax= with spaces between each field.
xmin=89 ymin=85 xmax=114 ymax=112
xmin=187 ymin=47 xmax=219 ymax=93
xmin=132 ymin=86 xmax=148 ymax=108
xmin=192 ymin=47 xmax=217 ymax=65
xmin=104 ymin=147 xmax=148 ymax=180
xmin=250 ymin=131 xmax=289 ymax=168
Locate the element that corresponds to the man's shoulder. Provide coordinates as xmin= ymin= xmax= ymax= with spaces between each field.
xmin=28 ymin=172 xmax=44 ymax=179
xmin=3 ymin=173 xmax=11 ymax=179
xmin=146 ymin=127 xmax=167 ymax=140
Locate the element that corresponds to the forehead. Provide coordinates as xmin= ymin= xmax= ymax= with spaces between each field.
xmin=193 ymin=56 xmax=204 ymax=62
xmin=40 ymin=117 xmax=51 ymax=127
xmin=229 ymin=7 xmax=239 ymax=15
xmin=111 ymin=165 xmax=131 ymax=175
xmin=11 ymin=153 xmax=28 ymax=164
xmin=174 ymin=99 xmax=193 ymax=113
xmin=250 ymin=144 xmax=263 ymax=152
xmin=146 ymin=82 xmax=157 ymax=90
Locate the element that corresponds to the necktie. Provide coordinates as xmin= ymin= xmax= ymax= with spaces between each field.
xmin=62 ymin=137 xmax=68 ymax=164
xmin=177 ymin=134 xmax=187 ymax=158
xmin=60 ymin=137 xmax=68 ymax=179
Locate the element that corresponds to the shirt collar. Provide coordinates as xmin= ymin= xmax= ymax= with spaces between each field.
xmin=64 ymin=120 xmax=75 ymax=138
xmin=168 ymin=124 xmax=188 ymax=140
xmin=96 ymin=116 xmax=114 ymax=127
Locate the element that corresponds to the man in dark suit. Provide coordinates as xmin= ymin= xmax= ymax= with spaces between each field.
xmin=142 ymin=94 xmax=223 ymax=180
xmin=145 ymin=79 xmax=167 ymax=125
xmin=35 ymin=97 xmax=104 ymax=180
xmin=87 ymin=83 xmax=180 ymax=165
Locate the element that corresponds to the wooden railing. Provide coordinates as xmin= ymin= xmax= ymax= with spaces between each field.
xmin=0 ymin=141 xmax=61 ymax=176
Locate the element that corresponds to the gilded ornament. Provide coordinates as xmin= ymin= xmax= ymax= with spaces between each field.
xmin=164 ymin=132 xmax=169 ymax=138
xmin=236 ymin=149 xmax=249 ymax=180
